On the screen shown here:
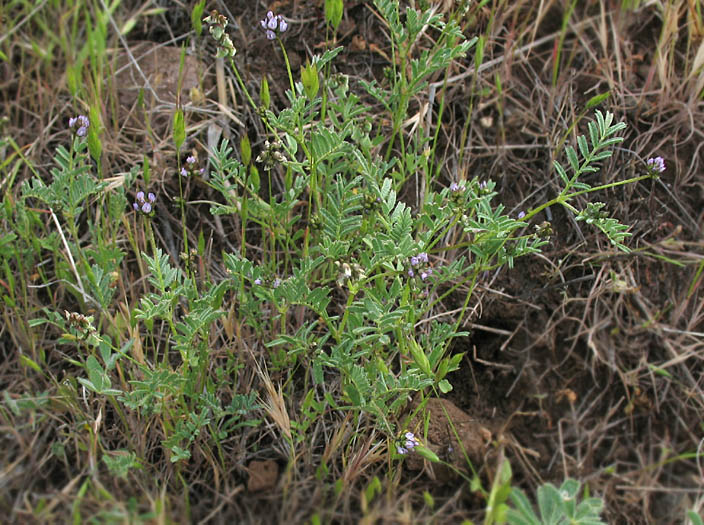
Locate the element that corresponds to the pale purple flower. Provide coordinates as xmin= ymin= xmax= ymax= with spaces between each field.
xmin=410 ymin=256 xmax=419 ymax=267
xmin=450 ymin=182 xmax=460 ymax=191
xmin=134 ymin=190 xmax=156 ymax=215
xmin=69 ymin=115 xmax=90 ymax=137
xmin=421 ymin=271 xmax=429 ymax=281
xmin=186 ymin=156 xmax=196 ymax=165
xmin=418 ymin=252 xmax=428 ymax=264
xmin=647 ymin=156 xmax=666 ymax=173
xmin=260 ymin=11 xmax=287 ymax=39
xmin=517 ymin=211 xmax=526 ymax=219
xmin=273 ymin=278 xmax=282 ymax=288
xmin=254 ymin=278 xmax=262 ymax=285
xmin=267 ymin=13 xmax=277 ymax=30
xmin=405 ymin=432 xmax=419 ymax=448
xmin=408 ymin=269 xmax=414 ymax=277
xmin=180 ymin=167 xmax=188 ymax=177
xmin=397 ymin=432 xmax=420 ymax=455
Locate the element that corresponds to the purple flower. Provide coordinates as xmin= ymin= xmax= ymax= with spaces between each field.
xmin=273 ymin=278 xmax=282 ymax=288
xmin=69 ymin=115 xmax=90 ymax=137
xmin=186 ymin=156 xmax=196 ymax=165
xmin=134 ymin=190 xmax=156 ymax=215
xmin=450 ymin=182 xmax=460 ymax=191
xmin=421 ymin=271 xmax=429 ymax=280
xmin=647 ymin=156 xmax=666 ymax=173
xmin=397 ymin=432 xmax=420 ymax=455
xmin=418 ymin=252 xmax=428 ymax=264
xmin=517 ymin=211 xmax=526 ymax=219
xmin=254 ymin=278 xmax=262 ymax=285
xmin=408 ymin=269 xmax=414 ymax=277
xmin=261 ymin=11 xmax=287 ymax=39
xmin=267 ymin=14 xmax=278 ymax=30
xmin=410 ymin=256 xmax=419 ymax=267
xmin=180 ymin=167 xmax=188 ymax=177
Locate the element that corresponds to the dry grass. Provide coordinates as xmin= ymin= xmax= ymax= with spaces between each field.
xmin=1 ymin=0 xmax=703 ymax=523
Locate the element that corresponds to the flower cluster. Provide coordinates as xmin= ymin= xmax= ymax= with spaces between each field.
xmin=256 ymin=140 xmax=287 ymax=170
xmin=133 ymin=191 xmax=156 ymax=215
xmin=203 ymin=10 xmax=236 ymax=58
xmin=408 ymin=252 xmax=433 ymax=281
xmin=647 ymin=156 xmax=666 ymax=174
xmin=252 ymin=275 xmax=282 ymax=289
xmin=397 ymin=432 xmax=420 ymax=455
xmin=362 ymin=191 xmax=382 ymax=212
xmin=181 ymin=155 xmax=205 ymax=177
xmin=260 ymin=11 xmax=288 ymax=40
xmin=64 ymin=310 xmax=98 ymax=344
xmin=449 ymin=180 xmax=492 ymax=208
xmin=534 ymin=220 xmax=553 ymax=239
xmin=335 ymin=261 xmax=366 ymax=288
xmin=69 ymin=115 xmax=90 ymax=137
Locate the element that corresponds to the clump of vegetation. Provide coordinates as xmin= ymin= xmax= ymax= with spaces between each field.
xmin=2 ymin=0 xmax=703 ymax=523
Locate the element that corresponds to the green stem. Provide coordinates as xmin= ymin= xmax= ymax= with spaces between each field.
xmin=524 ymin=174 xmax=655 ymax=222
xmin=278 ymin=38 xmax=296 ymax=98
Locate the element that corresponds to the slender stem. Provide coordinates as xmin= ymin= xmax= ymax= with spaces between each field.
xmin=177 ymin=162 xmax=191 ymax=278
xmin=524 ymin=174 xmax=654 ymax=222
xmin=277 ymin=39 xmax=296 ymax=98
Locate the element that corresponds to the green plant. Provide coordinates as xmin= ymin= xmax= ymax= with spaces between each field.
xmin=4 ymin=1 xmax=674 ymax=522
xmin=200 ymin=2 xmax=652 ymax=450
xmin=506 ymin=479 xmax=606 ymax=525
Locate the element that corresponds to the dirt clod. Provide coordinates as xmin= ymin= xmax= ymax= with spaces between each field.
xmin=246 ymin=459 xmax=279 ymax=492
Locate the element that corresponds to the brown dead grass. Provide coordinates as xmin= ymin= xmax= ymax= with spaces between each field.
xmin=1 ymin=0 xmax=703 ymax=523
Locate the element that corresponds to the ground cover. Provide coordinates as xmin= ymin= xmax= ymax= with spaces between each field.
xmin=1 ymin=1 xmax=703 ymax=523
